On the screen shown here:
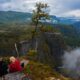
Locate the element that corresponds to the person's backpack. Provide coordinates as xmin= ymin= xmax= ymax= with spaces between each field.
xmin=2 ymin=61 xmax=8 ymax=75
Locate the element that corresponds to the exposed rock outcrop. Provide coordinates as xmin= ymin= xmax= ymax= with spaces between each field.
xmin=21 ymin=31 xmax=66 ymax=70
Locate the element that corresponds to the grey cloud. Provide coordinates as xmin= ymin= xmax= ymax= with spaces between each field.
xmin=0 ymin=0 xmax=80 ymax=16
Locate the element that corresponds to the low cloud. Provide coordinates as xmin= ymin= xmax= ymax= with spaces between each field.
xmin=60 ymin=9 xmax=80 ymax=17
xmin=63 ymin=48 xmax=80 ymax=78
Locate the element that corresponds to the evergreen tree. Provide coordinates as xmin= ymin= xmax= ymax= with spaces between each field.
xmin=31 ymin=2 xmax=49 ymax=51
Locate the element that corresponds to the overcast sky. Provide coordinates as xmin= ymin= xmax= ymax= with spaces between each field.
xmin=0 ymin=0 xmax=80 ymax=17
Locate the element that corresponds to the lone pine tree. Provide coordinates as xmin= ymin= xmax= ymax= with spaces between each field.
xmin=31 ymin=2 xmax=49 ymax=51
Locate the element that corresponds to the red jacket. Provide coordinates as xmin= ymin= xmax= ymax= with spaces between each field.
xmin=9 ymin=59 xmax=22 ymax=73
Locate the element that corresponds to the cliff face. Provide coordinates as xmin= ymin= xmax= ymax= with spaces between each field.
xmin=21 ymin=31 xmax=66 ymax=70
xmin=37 ymin=32 xmax=65 ymax=69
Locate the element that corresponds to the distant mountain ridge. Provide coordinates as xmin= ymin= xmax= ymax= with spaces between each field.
xmin=0 ymin=11 xmax=32 ymax=23
xmin=0 ymin=11 xmax=80 ymax=24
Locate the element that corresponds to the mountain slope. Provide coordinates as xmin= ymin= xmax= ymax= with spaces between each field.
xmin=0 ymin=11 xmax=80 ymax=25
xmin=0 ymin=11 xmax=32 ymax=23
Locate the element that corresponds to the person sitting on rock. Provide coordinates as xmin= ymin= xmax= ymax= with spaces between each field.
xmin=8 ymin=56 xmax=22 ymax=73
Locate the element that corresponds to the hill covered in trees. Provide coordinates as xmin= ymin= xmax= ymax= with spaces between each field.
xmin=0 ymin=11 xmax=32 ymax=23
